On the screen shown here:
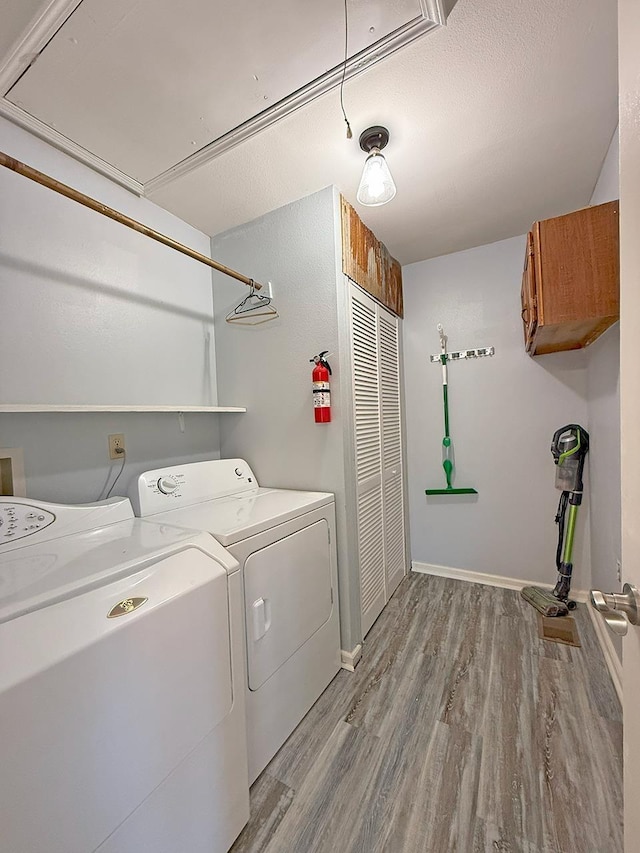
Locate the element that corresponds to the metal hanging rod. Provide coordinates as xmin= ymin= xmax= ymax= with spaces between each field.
xmin=0 ymin=150 xmax=262 ymax=290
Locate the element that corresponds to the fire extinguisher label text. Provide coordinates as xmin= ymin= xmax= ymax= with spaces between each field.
xmin=313 ymin=381 xmax=330 ymax=409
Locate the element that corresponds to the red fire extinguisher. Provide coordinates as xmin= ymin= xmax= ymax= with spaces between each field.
xmin=310 ymin=351 xmax=332 ymax=423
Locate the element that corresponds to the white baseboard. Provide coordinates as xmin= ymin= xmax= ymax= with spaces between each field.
xmin=410 ymin=561 xmax=589 ymax=603
xmin=586 ymin=602 xmax=623 ymax=704
xmin=340 ymin=644 xmax=362 ymax=672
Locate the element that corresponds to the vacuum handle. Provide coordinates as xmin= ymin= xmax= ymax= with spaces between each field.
xmin=551 ymin=424 xmax=590 ymax=459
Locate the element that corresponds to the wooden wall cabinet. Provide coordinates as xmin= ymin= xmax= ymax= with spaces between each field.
xmin=521 ymin=200 xmax=619 ymax=355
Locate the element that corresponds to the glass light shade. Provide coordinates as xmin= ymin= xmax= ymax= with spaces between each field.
xmin=356 ymin=149 xmax=396 ymax=206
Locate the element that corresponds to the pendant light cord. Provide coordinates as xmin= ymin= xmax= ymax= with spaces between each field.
xmin=340 ymin=0 xmax=352 ymax=139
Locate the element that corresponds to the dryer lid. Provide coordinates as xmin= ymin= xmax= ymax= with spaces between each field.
xmin=144 ymin=488 xmax=334 ymax=546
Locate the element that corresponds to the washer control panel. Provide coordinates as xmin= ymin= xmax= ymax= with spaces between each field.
xmin=0 ymin=503 xmax=55 ymax=543
xmin=157 ymin=475 xmax=180 ymax=495
xmin=132 ymin=459 xmax=258 ymax=516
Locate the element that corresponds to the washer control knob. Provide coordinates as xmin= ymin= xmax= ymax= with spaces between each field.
xmin=157 ymin=476 xmax=179 ymax=495
xmin=235 ymin=468 xmax=243 ymax=477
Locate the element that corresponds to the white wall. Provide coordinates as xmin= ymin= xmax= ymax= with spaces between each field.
xmin=590 ymin=128 xmax=619 ymax=208
xmin=618 ymin=0 xmax=640 ymax=840
xmin=211 ymin=187 xmax=362 ymax=651
xmin=0 ymin=412 xmax=221 ymax=503
xmin=585 ymin=128 xmax=622 ymax=657
xmin=403 ymin=236 xmax=591 ymax=589
xmin=0 ymin=117 xmax=222 ymax=501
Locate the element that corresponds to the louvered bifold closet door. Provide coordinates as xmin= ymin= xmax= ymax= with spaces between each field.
xmin=349 ymin=284 xmax=385 ymax=637
xmin=379 ymin=306 xmax=406 ymax=597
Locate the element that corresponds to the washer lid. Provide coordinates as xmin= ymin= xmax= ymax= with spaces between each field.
xmin=0 ymin=496 xmax=133 ymax=550
xmin=0 ymin=519 xmax=238 ymax=624
xmin=147 ymin=488 xmax=335 ymax=546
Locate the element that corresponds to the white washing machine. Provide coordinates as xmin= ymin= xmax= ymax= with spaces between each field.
xmin=130 ymin=458 xmax=341 ymax=783
xmin=0 ymin=495 xmax=249 ymax=853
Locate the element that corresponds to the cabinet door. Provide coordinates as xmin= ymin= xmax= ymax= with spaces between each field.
xmin=521 ymin=231 xmax=537 ymax=350
xmin=349 ymin=285 xmax=386 ymax=637
xmin=378 ymin=306 xmax=406 ymax=598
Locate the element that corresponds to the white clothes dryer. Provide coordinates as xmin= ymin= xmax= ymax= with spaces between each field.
xmin=0 ymin=496 xmax=249 ymax=853
xmin=131 ymin=459 xmax=341 ymax=783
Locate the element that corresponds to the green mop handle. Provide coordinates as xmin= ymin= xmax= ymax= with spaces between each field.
xmin=438 ymin=325 xmax=454 ymax=489
xmin=562 ymin=503 xmax=578 ymax=565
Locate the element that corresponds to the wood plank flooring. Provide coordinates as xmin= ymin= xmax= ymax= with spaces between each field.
xmin=230 ymin=573 xmax=622 ymax=853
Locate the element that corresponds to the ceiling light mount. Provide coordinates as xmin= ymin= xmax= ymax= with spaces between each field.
xmin=358 ymin=126 xmax=390 ymax=154
xmin=356 ymin=125 xmax=396 ymax=207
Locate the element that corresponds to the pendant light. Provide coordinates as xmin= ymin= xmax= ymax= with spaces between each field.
xmin=356 ymin=126 xmax=396 ymax=207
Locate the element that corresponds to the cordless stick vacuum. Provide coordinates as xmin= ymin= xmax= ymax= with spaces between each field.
xmin=521 ymin=425 xmax=589 ymax=617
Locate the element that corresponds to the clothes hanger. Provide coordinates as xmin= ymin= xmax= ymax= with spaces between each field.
xmin=225 ymin=281 xmax=279 ymax=326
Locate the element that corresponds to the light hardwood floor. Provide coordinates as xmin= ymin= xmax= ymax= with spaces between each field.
xmin=231 ymin=573 xmax=622 ymax=853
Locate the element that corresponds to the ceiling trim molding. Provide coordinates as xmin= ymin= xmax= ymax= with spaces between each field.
xmin=0 ymin=0 xmax=448 ymax=197
xmin=0 ymin=99 xmax=144 ymax=194
xmin=0 ymin=0 xmax=84 ymax=94
xmin=144 ymin=0 xmax=449 ymax=195
xmin=0 ymin=0 xmax=143 ymax=192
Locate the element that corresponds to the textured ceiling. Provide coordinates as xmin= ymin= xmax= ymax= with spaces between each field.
xmin=148 ymin=0 xmax=618 ymax=263
xmin=6 ymin=0 xmax=431 ymax=183
xmin=0 ymin=0 xmax=618 ymax=264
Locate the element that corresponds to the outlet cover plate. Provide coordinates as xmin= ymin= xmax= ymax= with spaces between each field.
xmin=0 ymin=448 xmax=26 ymax=496
xmin=108 ymin=434 xmax=125 ymax=460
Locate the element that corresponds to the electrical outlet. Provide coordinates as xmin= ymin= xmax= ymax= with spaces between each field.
xmin=0 ymin=448 xmax=26 ymax=496
xmin=108 ymin=434 xmax=125 ymax=460
xmin=616 ymin=559 xmax=622 ymax=584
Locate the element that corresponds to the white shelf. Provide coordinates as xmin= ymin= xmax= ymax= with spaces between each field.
xmin=0 ymin=405 xmax=247 ymax=413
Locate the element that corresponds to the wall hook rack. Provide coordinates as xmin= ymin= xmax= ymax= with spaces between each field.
xmin=425 ymin=324 xmax=495 ymax=496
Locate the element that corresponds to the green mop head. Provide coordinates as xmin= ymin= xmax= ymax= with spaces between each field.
xmin=425 ymin=487 xmax=478 ymax=495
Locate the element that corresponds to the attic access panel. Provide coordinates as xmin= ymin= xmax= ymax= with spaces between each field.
xmin=0 ymin=0 xmax=47 ymax=65
xmin=6 ymin=0 xmax=440 ymax=185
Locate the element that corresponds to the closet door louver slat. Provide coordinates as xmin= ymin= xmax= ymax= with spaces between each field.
xmin=349 ymin=283 xmax=406 ymax=639
xmin=350 ymin=286 xmax=386 ymax=636
xmin=383 ymin=471 xmax=405 ymax=597
xmin=352 ymin=295 xmax=382 ymax=488
xmin=379 ymin=307 xmax=406 ymax=597
xmin=358 ymin=484 xmax=386 ymax=615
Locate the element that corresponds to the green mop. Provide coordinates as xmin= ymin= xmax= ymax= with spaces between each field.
xmin=425 ymin=324 xmax=493 ymax=496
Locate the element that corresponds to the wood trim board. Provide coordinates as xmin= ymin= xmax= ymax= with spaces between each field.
xmin=340 ymin=644 xmax=363 ymax=672
xmin=340 ymin=196 xmax=403 ymax=317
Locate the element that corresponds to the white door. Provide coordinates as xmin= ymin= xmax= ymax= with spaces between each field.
xmin=619 ymin=3 xmax=640 ymax=848
xmin=350 ymin=285 xmax=385 ymax=636
xmin=350 ymin=283 xmax=407 ymax=637
xmin=379 ymin=306 xmax=407 ymax=596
